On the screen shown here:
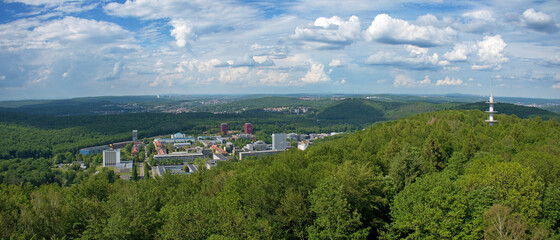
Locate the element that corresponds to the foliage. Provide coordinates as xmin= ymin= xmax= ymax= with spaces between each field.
xmin=0 ymin=109 xmax=559 ymax=239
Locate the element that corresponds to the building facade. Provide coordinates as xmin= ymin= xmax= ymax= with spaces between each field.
xmin=244 ymin=123 xmax=253 ymax=134
xmin=103 ymin=149 xmax=121 ymax=167
xmin=132 ymin=130 xmax=138 ymax=142
xmin=220 ymin=123 xmax=229 ymax=135
xmin=272 ymin=133 xmax=288 ymax=151
xmin=153 ymin=152 xmax=205 ymax=161
xmin=79 ymin=145 xmax=110 ymax=155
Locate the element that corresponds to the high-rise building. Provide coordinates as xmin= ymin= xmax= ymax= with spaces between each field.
xmin=272 ymin=133 xmax=288 ymax=151
xmin=220 ymin=123 xmax=229 ymax=136
xmin=103 ymin=149 xmax=121 ymax=167
xmin=244 ymin=123 xmax=253 ymax=134
xmin=132 ymin=130 xmax=138 ymax=141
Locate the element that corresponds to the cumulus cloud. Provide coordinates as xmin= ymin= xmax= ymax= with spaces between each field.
xmin=329 ymin=59 xmax=344 ymax=67
xmin=291 ymin=15 xmax=361 ymax=49
xmin=250 ymin=44 xmax=289 ymax=60
xmin=104 ymin=0 xmax=256 ymax=22
xmin=104 ymin=0 xmax=260 ymax=49
xmin=443 ymin=43 xmax=476 ymax=61
xmin=215 ymin=55 xmax=274 ymax=68
xmin=1 ymin=16 xmax=134 ymax=50
xmin=539 ymin=55 xmax=560 ymax=67
xmin=366 ymin=45 xmax=447 ymax=70
xmin=521 ymin=9 xmax=559 ymax=33
xmin=219 ymin=67 xmax=249 ymax=83
xmin=169 ymin=19 xmax=194 ymax=48
xmin=416 ymin=14 xmax=454 ymax=28
xmin=364 ymin=14 xmax=456 ymax=47
xmin=459 ymin=10 xmax=496 ymax=33
xmin=393 ymin=74 xmax=431 ymax=87
xmin=553 ymin=83 xmax=560 ymax=89
xmin=472 ymin=35 xmax=508 ymax=70
xmin=0 ymin=16 xmax=137 ymax=89
xmin=436 ymin=76 xmax=464 ymax=86
xmin=301 ymin=63 xmax=330 ymax=83
xmin=257 ymin=70 xmax=291 ymax=86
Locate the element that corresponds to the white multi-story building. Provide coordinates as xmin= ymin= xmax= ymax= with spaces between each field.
xmin=103 ymin=149 xmax=121 ymax=167
xmin=132 ymin=130 xmax=138 ymax=141
xmin=272 ymin=133 xmax=288 ymax=151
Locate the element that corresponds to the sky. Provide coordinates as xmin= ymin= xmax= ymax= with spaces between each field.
xmin=0 ymin=0 xmax=559 ymax=100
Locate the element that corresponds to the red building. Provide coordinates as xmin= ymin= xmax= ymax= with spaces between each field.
xmin=244 ymin=123 xmax=253 ymax=134
xmin=220 ymin=123 xmax=229 ymax=135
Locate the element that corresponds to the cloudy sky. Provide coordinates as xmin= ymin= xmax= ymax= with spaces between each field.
xmin=1 ymin=0 xmax=559 ymax=100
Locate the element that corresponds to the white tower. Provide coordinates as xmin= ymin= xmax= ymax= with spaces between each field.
xmin=485 ymin=79 xmax=497 ymax=126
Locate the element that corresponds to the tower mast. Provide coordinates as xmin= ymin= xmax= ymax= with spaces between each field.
xmin=485 ymin=78 xmax=497 ymax=126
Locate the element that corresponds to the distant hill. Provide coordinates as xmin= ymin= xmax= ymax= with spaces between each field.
xmin=192 ymin=96 xmax=336 ymax=112
xmin=0 ymin=96 xmax=169 ymax=116
xmin=316 ymin=98 xmax=461 ymax=123
xmin=316 ymin=98 xmax=385 ymax=122
xmin=454 ymin=102 xmax=559 ymax=120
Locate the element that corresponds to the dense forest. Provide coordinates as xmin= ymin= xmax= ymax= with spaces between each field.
xmin=0 ymin=109 xmax=559 ymax=239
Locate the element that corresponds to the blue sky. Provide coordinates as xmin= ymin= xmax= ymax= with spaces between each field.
xmin=0 ymin=0 xmax=559 ymax=100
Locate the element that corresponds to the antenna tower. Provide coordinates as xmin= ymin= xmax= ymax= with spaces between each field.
xmin=485 ymin=78 xmax=497 ymax=126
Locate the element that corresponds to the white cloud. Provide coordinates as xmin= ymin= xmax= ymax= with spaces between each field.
xmin=436 ymin=76 xmax=464 ymax=86
xmin=419 ymin=75 xmax=431 ymax=85
xmin=292 ymin=15 xmax=361 ymax=49
xmin=257 ymin=70 xmax=291 ymax=86
xmin=444 ymin=43 xmax=476 ymax=61
xmin=6 ymin=0 xmax=97 ymax=13
xmin=11 ymin=16 xmax=133 ymax=50
xmin=5 ymin=0 xmax=74 ymax=6
xmin=364 ymin=14 xmax=456 ymax=47
xmin=521 ymin=9 xmax=559 ymax=33
xmin=539 ymin=55 xmax=560 ymax=67
xmin=169 ymin=19 xmax=194 ymax=48
xmin=366 ymin=45 xmax=446 ymax=70
xmin=394 ymin=74 xmax=414 ymax=87
xmin=182 ymin=59 xmax=222 ymax=73
xmin=104 ymin=0 xmax=256 ymax=22
xmin=329 ymin=59 xmax=343 ymax=67
xmin=416 ymin=14 xmax=454 ymax=28
xmin=460 ymin=10 xmax=496 ymax=33
xmin=472 ymin=35 xmax=508 ymax=70
xmin=36 ymin=17 xmax=132 ymax=47
xmin=99 ymin=62 xmax=123 ymax=81
xmin=219 ymin=67 xmax=249 ymax=83
xmin=0 ymin=75 xmax=6 ymax=80
xmin=0 ymin=16 xmax=137 ymax=89
xmin=301 ymin=63 xmax=330 ymax=83
xmin=393 ymin=74 xmax=430 ymax=87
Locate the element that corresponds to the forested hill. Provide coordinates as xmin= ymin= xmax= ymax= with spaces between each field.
xmin=455 ymin=101 xmax=560 ymax=120
xmin=316 ymin=98 xmax=460 ymax=122
xmin=316 ymin=98 xmax=386 ymax=122
xmin=1 ymin=109 xmax=560 ymax=239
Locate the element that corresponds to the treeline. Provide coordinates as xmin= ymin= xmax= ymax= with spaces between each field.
xmin=0 ymin=110 xmax=361 ymax=186
xmin=0 ymin=110 xmax=559 ymax=239
xmin=0 ymin=111 xmax=361 ymax=160
xmin=455 ymin=101 xmax=560 ymax=120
